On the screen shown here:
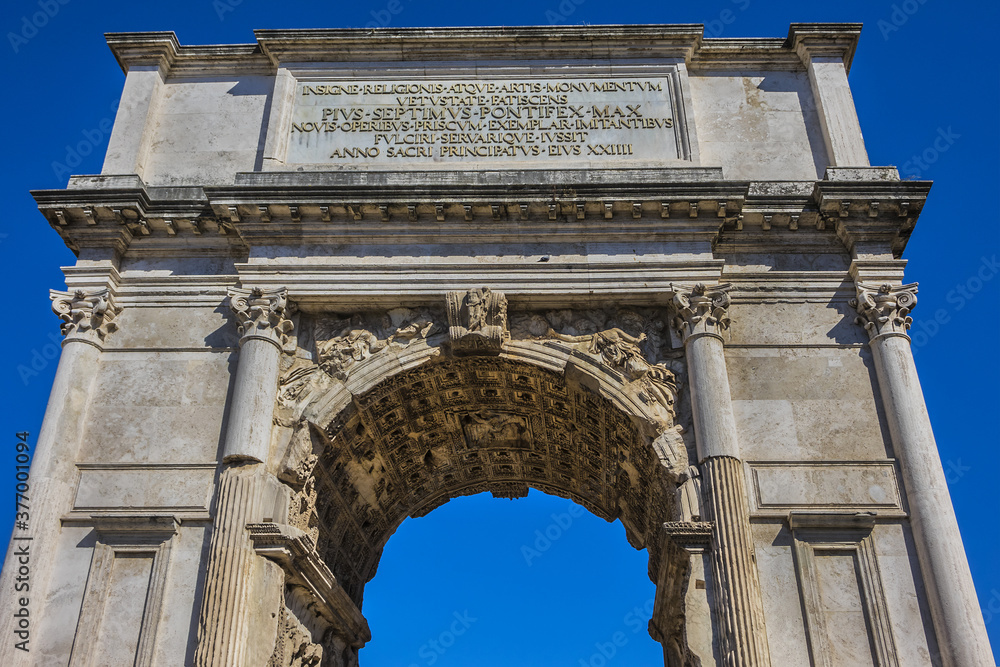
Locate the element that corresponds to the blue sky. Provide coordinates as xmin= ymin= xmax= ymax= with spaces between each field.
xmin=0 ymin=0 xmax=997 ymax=664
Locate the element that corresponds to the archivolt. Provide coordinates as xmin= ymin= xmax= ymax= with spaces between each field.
xmin=272 ymin=328 xmax=690 ymax=607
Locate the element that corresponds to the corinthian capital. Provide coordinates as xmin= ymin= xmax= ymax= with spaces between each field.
xmin=228 ymin=287 xmax=294 ymax=347
xmin=50 ymin=288 xmax=121 ymax=342
xmin=850 ymin=282 xmax=918 ymax=340
xmin=670 ymin=283 xmax=732 ymax=343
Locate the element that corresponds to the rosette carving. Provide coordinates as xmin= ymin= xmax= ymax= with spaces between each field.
xmin=228 ymin=287 xmax=294 ymax=347
xmin=850 ymin=282 xmax=918 ymax=340
xmin=50 ymin=288 xmax=121 ymax=342
xmin=670 ymin=283 xmax=732 ymax=342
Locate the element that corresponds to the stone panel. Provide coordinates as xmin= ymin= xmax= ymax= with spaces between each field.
xmin=144 ymin=77 xmax=273 ymax=186
xmin=689 ymin=72 xmax=828 ymax=180
xmin=80 ymin=353 xmax=232 ymax=463
xmin=746 ymin=462 xmax=902 ymax=515
xmin=73 ymin=465 xmax=216 ymax=513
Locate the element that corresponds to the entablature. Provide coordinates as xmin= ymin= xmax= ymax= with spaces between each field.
xmin=34 ymin=170 xmax=930 ymax=261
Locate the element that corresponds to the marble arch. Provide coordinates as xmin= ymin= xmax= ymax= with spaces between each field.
xmin=2 ymin=23 xmax=994 ymax=667
xmin=261 ymin=297 xmax=699 ymax=664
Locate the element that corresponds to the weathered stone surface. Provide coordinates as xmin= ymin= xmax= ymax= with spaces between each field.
xmin=1 ymin=22 xmax=992 ymax=667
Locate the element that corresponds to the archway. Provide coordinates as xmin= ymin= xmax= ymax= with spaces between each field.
xmin=358 ymin=490 xmax=664 ymax=667
xmin=267 ymin=299 xmax=704 ymax=666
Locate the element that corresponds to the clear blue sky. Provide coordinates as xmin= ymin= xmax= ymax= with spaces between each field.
xmin=0 ymin=1 xmax=997 ymax=664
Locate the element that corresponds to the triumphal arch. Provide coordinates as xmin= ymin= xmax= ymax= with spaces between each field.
xmin=1 ymin=23 xmax=994 ymax=667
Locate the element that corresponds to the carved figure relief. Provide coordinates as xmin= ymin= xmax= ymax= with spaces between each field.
xmin=446 ymin=287 xmax=509 ymax=352
xmin=460 ymin=411 xmax=532 ymax=450
xmin=267 ymin=605 xmax=323 ymax=667
xmin=548 ymin=327 xmax=648 ymax=375
xmin=313 ymin=309 xmax=442 ymax=380
xmin=317 ymin=326 xmax=385 ymax=379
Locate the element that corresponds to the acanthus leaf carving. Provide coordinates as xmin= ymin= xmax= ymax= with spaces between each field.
xmin=50 ymin=288 xmax=121 ymax=342
xmin=445 ymin=287 xmax=508 ymax=353
xmin=228 ymin=287 xmax=294 ymax=347
xmin=670 ymin=283 xmax=732 ymax=343
xmin=850 ymin=282 xmax=918 ymax=340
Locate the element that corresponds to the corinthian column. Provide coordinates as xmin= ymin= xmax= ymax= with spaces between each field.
xmin=851 ymin=283 xmax=993 ymax=667
xmin=0 ymin=289 xmax=120 ymax=666
xmin=671 ymin=284 xmax=771 ymax=667
xmin=194 ymin=287 xmax=293 ymax=667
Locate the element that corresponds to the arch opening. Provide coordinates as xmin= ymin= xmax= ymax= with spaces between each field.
xmin=266 ymin=304 xmax=707 ymax=666
xmin=357 ymin=490 xmax=665 ymax=667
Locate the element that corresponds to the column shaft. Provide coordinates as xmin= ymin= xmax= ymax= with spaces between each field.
xmin=870 ymin=334 xmax=993 ymax=666
xmin=686 ymin=334 xmax=741 ymax=460
xmin=673 ymin=284 xmax=771 ymax=667
xmin=702 ymin=457 xmax=771 ymax=667
xmin=194 ymin=467 xmax=271 ymax=666
xmin=194 ymin=287 xmax=292 ymax=667
xmin=221 ymin=335 xmax=282 ymax=463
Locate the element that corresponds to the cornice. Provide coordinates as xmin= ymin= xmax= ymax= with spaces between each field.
xmin=33 ymin=172 xmax=931 ymax=259
xmin=104 ymin=23 xmax=863 ymax=78
xmin=787 ymin=23 xmax=863 ymax=73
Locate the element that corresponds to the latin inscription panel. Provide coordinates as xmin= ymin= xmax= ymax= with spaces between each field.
xmin=286 ymin=77 xmax=683 ymax=167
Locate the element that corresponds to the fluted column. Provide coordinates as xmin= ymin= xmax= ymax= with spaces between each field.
xmin=671 ymin=284 xmax=771 ymax=667
xmin=194 ymin=287 xmax=292 ymax=667
xmin=851 ymin=283 xmax=993 ymax=666
xmin=0 ymin=289 xmax=120 ymax=666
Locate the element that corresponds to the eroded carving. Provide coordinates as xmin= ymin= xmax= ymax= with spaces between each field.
xmin=850 ymin=282 xmax=918 ymax=339
xmin=50 ymin=288 xmax=121 ymax=341
xmin=446 ymin=287 xmax=508 ymax=352
xmin=290 ymin=357 xmax=679 ymax=606
xmin=229 ymin=287 xmax=294 ymax=346
xmin=268 ymin=605 xmax=323 ymax=667
xmin=670 ymin=283 xmax=732 ymax=342
xmin=314 ymin=309 xmax=442 ymax=380
xmin=460 ymin=411 xmax=531 ymax=450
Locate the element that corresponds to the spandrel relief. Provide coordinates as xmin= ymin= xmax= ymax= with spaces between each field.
xmin=313 ymin=308 xmax=444 ymax=380
xmin=510 ymin=308 xmax=683 ymax=421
